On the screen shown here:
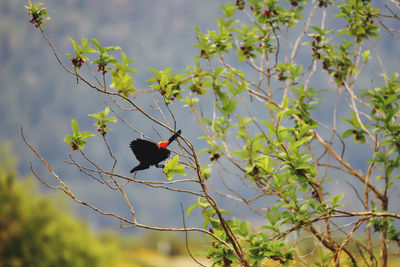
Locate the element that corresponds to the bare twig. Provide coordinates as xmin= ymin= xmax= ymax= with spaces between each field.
xmin=180 ymin=203 xmax=207 ymax=267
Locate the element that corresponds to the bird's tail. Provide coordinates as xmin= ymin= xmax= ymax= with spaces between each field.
xmin=130 ymin=163 xmax=150 ymax=173
xmin=167 ymin=130 xmax=181 ymax=146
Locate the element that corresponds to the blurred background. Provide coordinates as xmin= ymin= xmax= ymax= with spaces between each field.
xmin=1 ymin=0 xmax=399 ymax=266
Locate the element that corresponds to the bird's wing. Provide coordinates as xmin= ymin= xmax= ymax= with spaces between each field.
xmin=129 ymin=139 xmax=160 ymax=162
xmin=152 ymin=148 xmax=170 ymax=165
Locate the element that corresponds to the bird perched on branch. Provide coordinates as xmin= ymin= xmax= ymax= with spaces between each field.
xmin=129 ymin=130 xmax=181 ymax=173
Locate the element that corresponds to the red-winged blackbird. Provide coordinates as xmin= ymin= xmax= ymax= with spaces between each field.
xmin=129 ymin=130 xmax=181 ymax=173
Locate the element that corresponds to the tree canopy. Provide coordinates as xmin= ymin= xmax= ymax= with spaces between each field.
xmin=0 ymin=145 xmax=116 ymax=267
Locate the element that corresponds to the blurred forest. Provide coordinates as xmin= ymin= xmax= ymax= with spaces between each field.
xmin=0 ymin=145 xmax=117 ymax=267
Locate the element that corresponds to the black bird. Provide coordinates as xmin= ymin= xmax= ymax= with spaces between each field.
xmin=129 ymin=130 xmax=181 ymax=173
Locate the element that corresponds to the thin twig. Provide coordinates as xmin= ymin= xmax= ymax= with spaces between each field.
xmin=180 ymin=203 xmax=207 ymax=267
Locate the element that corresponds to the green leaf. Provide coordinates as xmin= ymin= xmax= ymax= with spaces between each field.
xmin=80 ymin=131 xmax=95 ymax=138
xmin=88 ymin=114 xmax=102 ymax=121
xmin=240 ymin=220 xmax=250 ymax=236
xmin=282 ymin=96 xmax=290 ymax=109
xmin=104 ymin=117 xmax=118 ymax=124
xmin=201 ymin=165 xmax=212 ymax=179
xmin=90 ymin=38 xmax=101 ymax=49
xmin=265 ymin=211 xmax=276 ymax=225
xmin=69 ymin=38 xmax=80 ymax=52
xmin=160 ymin=74 xmax=169 ymax=87
xmin=256 ymin=156 xmax=269 ymax=171
xmin=309 ymin=25 xmax=325 ymax=35
xmin=71 ymin=119 xmax=80 ymax=136
xmin=266 ymin=103 xmax=279 ymax=113
xmin=223 ymin=100 xmax=238 ymax=115
xmin=300 ymin=183 xmax=308 ymax=195
xmin=231 ymin=149 xmax=248 ymax=159
xmin=63 ymin=135 xmax=74 ymax=142
xmin=163 ymin=155 xmax=187 ymax=180
xmin=213 ymin=66 xmax=225 ymax=80
xmin=186 ymin=203 xmax=199 ymax=216
xmin=82 ymin=47 xmax=97 ymax=54
xmin=342 ymin=129 xmax=354 ymax=138
xmin=331 ymin=193 xmax=344 ymax=206
xmin=289 ymin=135 xmax=313 ymax=151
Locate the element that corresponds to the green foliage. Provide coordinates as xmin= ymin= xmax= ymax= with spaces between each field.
xmin=63 ymin=119 xmax=95 ymax=150
xmin=341 ymin=111 xmax=368 ymax=143
xmin=291 ymin=85 xmax=325 ymax=126
xmin=187 ymin=197 xmax=232 ymax=230
xmin=368 ymin=216 xmax=400 ymax=246
xmin=66 ymin=37 xmax=97 ymax=70
xmin=0 ymin=145 xmax=116 ymax=267
xmin=362 ymin=73 xmax=400 ymax=156
xmin=90 ymin=38 xmax=120 ymax=74
xmin=65 ymin=37 xmax=136 ymax=95
xmin=312 ymin=248 xmax=332 ymax=267
xmin=88 ymin=107 xmax=117 ymax=136
xmin=25 ymin=0 xmax=50 ymax=27
xmin=306 ymin=26 xmax=357 ymax=85
xmin=231 ymin=219 xmax=293 ymax=266
xmin=147 ymin=68 xmax=185 ymax=104
xmin=335 ymin=0 xmax=380 ymax=43
xmin=109 ymin=51 xmax=137 ymax=97
xmin=163 ymin=155 xmax=187 ymax=180
xmin=361 ymin=73 xmax=400 ymax=184
xmin=179 ymin=1 xmax=398 ymax=264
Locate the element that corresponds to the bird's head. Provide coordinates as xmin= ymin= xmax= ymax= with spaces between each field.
xmin=158 ymin=141 xmax=169 ymax=149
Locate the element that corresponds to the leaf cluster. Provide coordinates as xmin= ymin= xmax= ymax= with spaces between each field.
xmin=25 ymin=0 xmax=50 ymax=27
xmin=88 ymin=107 xmax=117 ymax=136
xmin=63 ymin=119 xmax=95 ymax=150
